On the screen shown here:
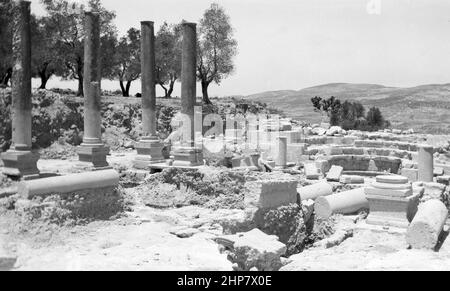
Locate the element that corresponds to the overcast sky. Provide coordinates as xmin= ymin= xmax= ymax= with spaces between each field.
xmin=29 ymin=0 xmax=450 ymax=96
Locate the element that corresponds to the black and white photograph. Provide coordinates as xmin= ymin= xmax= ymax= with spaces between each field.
xmin=1 ymin=0 xmax=450 ymax=274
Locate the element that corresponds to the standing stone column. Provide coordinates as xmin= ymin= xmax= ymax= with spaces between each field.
xmin=77 ymin=11 xmax=110 ymax=168
xmin=276 ymin=137 xmax=287 ymax=168
xmin=133 ymin=21 xmax=164 ymax=169
xmin=1 ymin=0 xmax=40 ymax=179
xmin=172 ymin=22 xmax=203 ymax=167
xmin=418 ymin=145 xmax=434 ymax=182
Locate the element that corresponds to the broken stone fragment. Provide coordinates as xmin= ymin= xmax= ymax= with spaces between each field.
xmin=423 ymin=182 xmax=446 ymax=200
xmin=232 ymin=229 xmax=286 ymax=271
xmin=406 ymin=200 xmax=448 ymax=250
xmin=0 ymin=237 xmax=16 ymax=271
xmin=170 ymin=227 xmax=201 ymax=239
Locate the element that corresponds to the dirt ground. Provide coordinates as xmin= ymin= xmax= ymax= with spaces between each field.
xmin=2 ymin=153 xmax=450 ymax=271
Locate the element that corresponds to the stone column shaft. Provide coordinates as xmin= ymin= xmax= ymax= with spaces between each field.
xmin=133 ymin=21 xmax=164 ymax=169
xmin=1 ymin=0 xmax=39 ymax=179
xmin=141 ymin=21 xmax=157 ymax=137
xmin=418 ymin=145 xmax=434 ymax=182
xmin=171 ymin=22 xmax=203 ymax=167
xmin=276 ymin=136 xmax=287 ymax=168
xmin=11 ymin=0 xmax=32 ymax=151
xmin=83 ymin=11 xmax=102 ymax=143
xmin=180 ymin=22 xmax=197 ymax=145
xmin=77 ymin=11 xmax=109 ymax=168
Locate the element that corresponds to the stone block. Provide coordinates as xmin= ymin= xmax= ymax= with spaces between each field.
xmin=232 ymin=229 xmax=287 ymax=271
xmin=279 ymin=131 xmax=302 ymax=144
xmin=77 ymin=144 xmax=110 ymax=168
xmin=315 ymin=159 xmax=330 ymax=175
xmin=434 ymin=167 xmax=444 ymax=177
xmin=286 ymin=144 xmax=306 ymax=164
xmin=365 ymin=175 xmax=420 ymax=229
xmin=401 ymin=168 xmax=419 ymax=183
xmin=423 ymin=182 xmax=446 ymax=200
xmin=1 ymin=150 xmax=40 ymax=179
xmin=245 ymin=179 xmax=298 ymax=210
xmin=340 ymin=175 xmax=365 ymax=184
xmin=304 ymin=163 xmax=320 ymax=180
xmin=326 ymin=165 xmax=344 ymax=182
xmin=133 ymin=138 xmax=165 ymax=169
xmin=437 ymin=175 xmax=450 ymax=186
xmin=172 ymin=146 xmax=204 ymax=167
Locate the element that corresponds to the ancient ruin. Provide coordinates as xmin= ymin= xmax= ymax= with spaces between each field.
xmin=1 ymin=0 xmax=39 ymax=179
xmin=77 ymin=11 xmax=110 ymax=168
xmin=1 ymin=0 xmax=450 ymax=272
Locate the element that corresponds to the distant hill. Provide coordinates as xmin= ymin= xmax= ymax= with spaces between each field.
xmin=245 ymin=83 xmax=450 ymax=134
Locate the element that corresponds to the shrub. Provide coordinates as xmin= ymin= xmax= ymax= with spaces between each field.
xmin=311 ymin=96 xmax=389 ymax=132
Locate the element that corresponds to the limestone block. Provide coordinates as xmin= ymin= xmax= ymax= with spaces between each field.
xmin=342 ymin=147 xmax=364 ymax=155
xmin=232 ymin=229 xmax=287 ymax=271
xmin=365 ymin=176 xmax=420 ymax=229
xmin=434 ymin=167 xmax=444 ymax=177
xmin=423 ymin=182 xmax=446 ymax=200
xmin=401 ymin=168 xmax=419 ymax=183
xmin=340 ymin=175 xmax=365 ymax=184
xmin=315 ymin=160 xmax=330 ymax=175
xmin=315 ymin=188 xmax=369 ymax=219
xmin=338 ymin=137 xmax=353 ymax=145
xmin=402 ymin=160 xmax=417 ymax=169
xmin=279 ymin=131 xmax=302 ymax=144
xmin=245 ymin=179 xmax=298 ymax=210
xmin=304 ymin=163 xmax=320 ymax=180
xmin=324 ymin=146 xmax=343 ymax=156
xmin=326 ymin=165 xmax=344 ymax=182
xmin=437 ymin=175 xmax=450 ymax=186
xmin=18 ymin=169 xmax=120 ymax=198
xmin=298 ymin=182 xmax=333 ymax=201
xmin=406 ymin=200 xmax=448 ymax=249
xmin=286 ymin=144 xmax=306 ymax=164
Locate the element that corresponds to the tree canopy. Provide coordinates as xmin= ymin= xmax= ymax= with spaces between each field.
xmin=155 ymin=22 xmax=182 ymax=98
xmin=197 ymin=3 xmax=237 ymax=104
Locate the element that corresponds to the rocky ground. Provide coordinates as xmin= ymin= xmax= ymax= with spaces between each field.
xmin=2 ymin=89 xmax=450 ymax=271
xmin=0 ymin=152 xmax=450 ymax=271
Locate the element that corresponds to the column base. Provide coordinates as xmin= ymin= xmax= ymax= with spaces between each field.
xmin=171 ymin=146 xmax=204 ymax=167
xmin=366 ymin=193 xmax=420 ymax=229
xmin=1 ymin=150 xmax=40 ymax=179
xmin=77 ymin=143 xmax=110 ymax=168
xmin=133 ymin=138 xmax=165 ymax=169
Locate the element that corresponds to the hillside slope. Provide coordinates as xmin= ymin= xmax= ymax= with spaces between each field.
xmin=245 ymin=83 xmax=450 ymax=134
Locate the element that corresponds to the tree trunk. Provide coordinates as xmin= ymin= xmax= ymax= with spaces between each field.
xmin=0 ymin=68 xmax=12 ymax=88
xmin=76 ymin=60 xmax=84 ymax=96
xmin=167 ymin=79 xmax=175 ymax=98
xmin=202 ymin=81 xmax=212 ymax=105
xmin=39 ymin=71 xmax=49 ymax=89
xmin=158 ymin=83 xmax=168 ymax=98
xmin=77 ymin=77 xmax=83 ymax=97
xmin=119 ymin=81 xmax=129 ymax=97
xmin=126 ymin=81 xmax=132 ymax=97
